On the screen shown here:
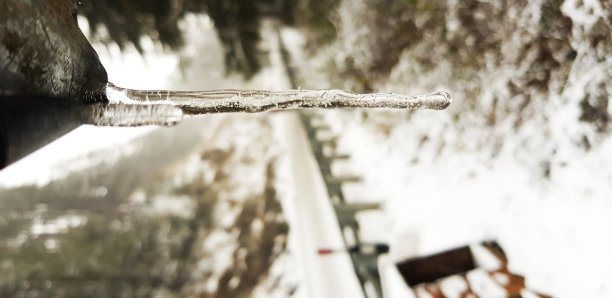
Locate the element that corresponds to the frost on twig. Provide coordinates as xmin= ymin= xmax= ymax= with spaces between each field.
xmin=107 ymin=83 xmax=452 ymax=115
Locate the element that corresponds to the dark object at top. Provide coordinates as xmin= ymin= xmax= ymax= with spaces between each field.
xmin=0 ymin=0 xmax=108 ymax=102
xmin=0 ymin=96 xmax=86 ymax=169
xmin=0 ymin=95 xmax=183 ymax=169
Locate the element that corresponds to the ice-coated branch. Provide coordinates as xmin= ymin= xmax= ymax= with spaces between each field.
xmin=107 ymin=83 xmax=452 ymax=115
xmin=84 ymin=104 xmax=183 ymax=126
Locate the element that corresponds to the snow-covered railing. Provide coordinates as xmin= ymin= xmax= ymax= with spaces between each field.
xmin=300 ymin=111 xmax=388 ymax=298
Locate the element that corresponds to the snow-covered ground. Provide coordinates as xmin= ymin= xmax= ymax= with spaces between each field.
xmin=281 ymin=1 xmax=612 ymax=297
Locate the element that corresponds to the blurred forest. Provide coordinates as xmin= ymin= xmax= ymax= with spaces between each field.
xmin=80 ymin=0 xmax=301 ymax=78
xmin=79 ymin=0 xmax=343 ymax=78
xmin=0 ymin=115 xmax=289 ymax=297
xmin=79 ymin=0 xmax=610 ymax=130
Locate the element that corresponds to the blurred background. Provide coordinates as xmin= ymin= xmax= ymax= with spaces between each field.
xmin=0 ymin=0 xmax=611 ymax=297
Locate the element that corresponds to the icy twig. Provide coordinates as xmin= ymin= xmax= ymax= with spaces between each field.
xmin=107 ymin=83 xmax=452 ymax=115
xmin=84 ymin=104 xmax=183 ymax=126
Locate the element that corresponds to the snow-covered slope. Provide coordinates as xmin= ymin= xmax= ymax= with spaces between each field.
xmin=284 ymin=0 xmax=612 ymax=297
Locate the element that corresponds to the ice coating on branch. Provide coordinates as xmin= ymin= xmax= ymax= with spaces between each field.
xmin=86 ymin=104 xmax=183 ymax=126
xmin=107 ymin=83 xmax=452 ymax=115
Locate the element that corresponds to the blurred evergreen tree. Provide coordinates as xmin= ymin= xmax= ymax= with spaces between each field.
xmin=79 ymin=0 xmax=297 ymax=78
xmin=205 ymin=0 xmax=260 ymax=77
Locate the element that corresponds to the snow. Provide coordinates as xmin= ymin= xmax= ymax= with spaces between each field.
xmin=30 ymin=214 xmax=87 ymax=236
xmin=439 ymin=276 xmax=469 ymax=297
xmin=267 ymin=21 xmax=367 ymax=297
xmin=325 ymin=112 xmax=612 ymax=297
xmin=149 ymin=194 xmax=195 ymax=218
xmin=1 ymin=4 xmax=609 ymax=298
xmin=279 ymin=2 xmax=612 ymax=297
xmin=379 ymin=255 xmax=414 ymax=298
xmin=466 ymin=269 xmax=506 ymax=297
xmin=279 ymin=112 xmax=365 ymax=298
xmin=0 ymin=125 xmax=155 ymax=188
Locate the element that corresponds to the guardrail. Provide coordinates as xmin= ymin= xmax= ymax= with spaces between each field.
xmin=298 ymin=111 xmax=388 ymax=298
xmin=275 ymin=24 xmax=550 ymax=298
xmin=276 ymin=25 xmax=388 ymax=298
